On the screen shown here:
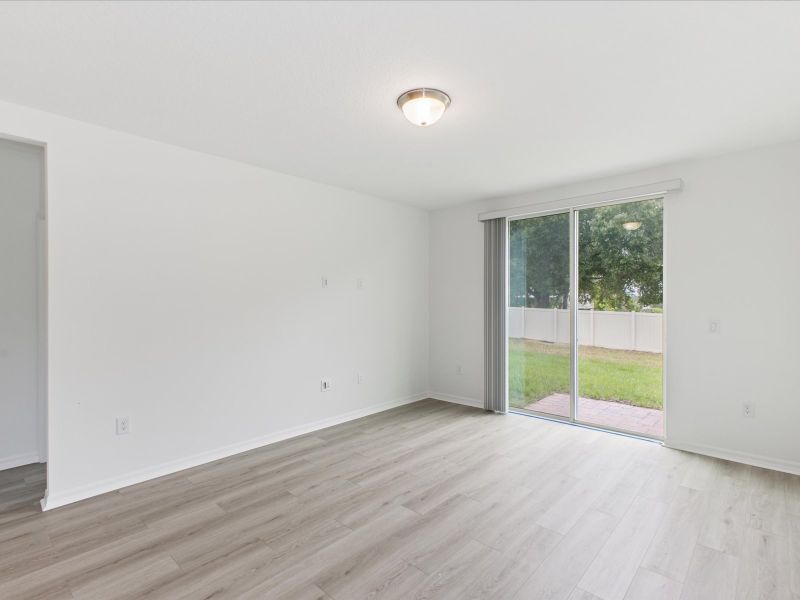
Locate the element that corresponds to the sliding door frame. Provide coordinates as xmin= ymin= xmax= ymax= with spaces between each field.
xmin=506 ymin=194 xmax=666 ymax=440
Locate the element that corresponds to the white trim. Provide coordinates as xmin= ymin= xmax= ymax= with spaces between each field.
xmin=661 ymin=196 xmax=669 ymax=442
xmin=0 ymin=451 xmax=43 ymax=471
xmin=665 ymin=439 xmax=800 ymax=477
xmin=0 ymin=131 xmax=47 ymax=148
xmin=36 ymin=216 xmax=47 ymax=462
xmin=478 ymin=179 xmax=682 ymax=221
xmin=428 ymin=391 xmax=484 ymax=409
xmin=503 ymin=219 xmax=510 ymax=414
xmin=569 ymin=207 xmax=577 ymax=422
xmin=40 ymin=392 xmax=428 ymax=511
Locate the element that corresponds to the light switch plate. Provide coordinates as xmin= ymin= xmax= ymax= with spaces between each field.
xmin=116 ymin=416 xmax=130 ymax=435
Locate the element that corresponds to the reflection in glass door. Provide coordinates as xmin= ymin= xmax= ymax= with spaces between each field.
xmin=508 ymin=212 xmax=572 ymax=419
xmin=507 ymin=197 xmax=664 ymax=439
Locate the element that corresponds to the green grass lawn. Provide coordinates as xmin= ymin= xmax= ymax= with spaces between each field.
xmin=509 ymin=338 xmax=663 ymax=410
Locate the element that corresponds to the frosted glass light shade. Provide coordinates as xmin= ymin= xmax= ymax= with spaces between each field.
xmin=397 ymin=88 xmax=451 ymax=127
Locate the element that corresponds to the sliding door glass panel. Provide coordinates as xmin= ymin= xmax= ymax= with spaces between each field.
xmin=508 ymin=212 xmax=571 ymax=418
xmin=576 ymin=198 xmax=664 ymax=437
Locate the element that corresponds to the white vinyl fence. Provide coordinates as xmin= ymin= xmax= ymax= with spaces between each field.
xmin=508 ymin=307 xmax=662 ymax=353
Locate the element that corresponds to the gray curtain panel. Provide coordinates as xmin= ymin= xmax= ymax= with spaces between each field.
xmin=484 ymin=217 xmax=507 ymax=413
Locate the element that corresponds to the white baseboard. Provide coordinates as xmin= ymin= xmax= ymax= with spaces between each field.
xmin=665 ymin=439 xmax=800 ymax=476
xmin=428 ymin=391 xmax=484 ymax=409
xmin=429 ymin=395 xmax=800 ymax=477
xmin=41 ymin=392 xmax=427 ymax=511
xmin=0 ymin=451 xmax=43 ymax=471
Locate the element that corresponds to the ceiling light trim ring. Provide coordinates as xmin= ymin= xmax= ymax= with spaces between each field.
xmin=397 ymin=88 xmax=451 ymax=127
xmin=396 ymin=88 xmax=451 ymax=109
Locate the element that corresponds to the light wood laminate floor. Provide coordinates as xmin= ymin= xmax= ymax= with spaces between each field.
xmin=1 ymin=399 xmax=798 ymax=600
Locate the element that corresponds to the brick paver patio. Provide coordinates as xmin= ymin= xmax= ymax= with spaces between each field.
xmin=523 ymin=393 xmax=663 ymax=437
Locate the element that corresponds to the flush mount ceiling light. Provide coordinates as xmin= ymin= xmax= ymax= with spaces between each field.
xmin=397 ymin=88 xmax=451 ymax=127
xmin=622 ymin=221 xmax=643 ymax=231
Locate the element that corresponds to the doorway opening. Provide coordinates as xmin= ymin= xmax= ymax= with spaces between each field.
xmin=508 ymin=197 xmax=664 ymax=438
xmin=0 ymin=136 xmax=47 ymax=511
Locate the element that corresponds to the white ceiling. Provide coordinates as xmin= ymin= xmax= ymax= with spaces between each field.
xmin=1 ymin=1 xmax=800 ymax=209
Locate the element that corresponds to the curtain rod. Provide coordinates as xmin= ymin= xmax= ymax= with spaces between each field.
xmin=477 ymin=179 xmax=683 ymax=222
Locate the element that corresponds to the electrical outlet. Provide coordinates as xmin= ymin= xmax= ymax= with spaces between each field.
xmin=742 ymin=403 xmax=755 ymax=418
xmin=116 ymin=416 xmax=130 ymax=435
xmin=320 ymin=378 xmax=333 ymax=392
xmin=708 ymin=319 xmax=720 ymax=334
xmin=357 ymin=372 xmax=366 ymax=384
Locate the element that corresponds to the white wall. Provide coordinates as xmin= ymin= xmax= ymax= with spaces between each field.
xmin=0 ymin=100 xmax=429 ymax=508
xmin=0 ymin=138 xmax=45 ymax=470
xmin=430 ymin=141 xmax=800 ymax=474
xmin=3 ymin=93 xmax=798 ymax=508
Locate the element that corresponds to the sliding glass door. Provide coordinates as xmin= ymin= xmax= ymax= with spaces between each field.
xmin=508 ymin=211 xmax=572 ymax=418
xmin=508 ymin=197 xmax=664 ymax=438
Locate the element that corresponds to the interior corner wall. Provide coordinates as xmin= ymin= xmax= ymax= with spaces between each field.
xmin=0 ymin=100 xmax=430 ymax=508
xmin=429 ymin=140 xmax=800 ymax=474
xmin=0 ymin=137 xmax=44 ymax=470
